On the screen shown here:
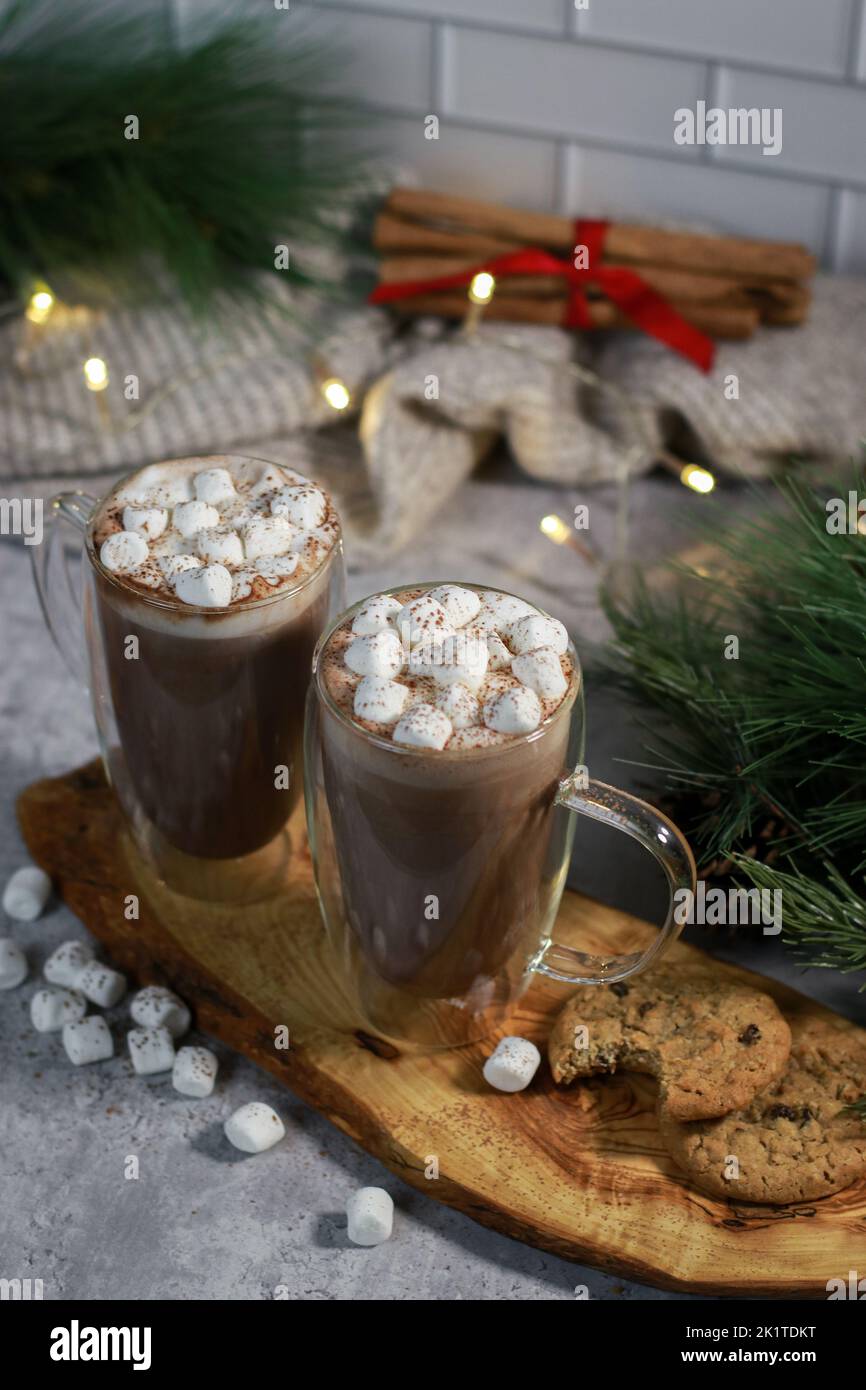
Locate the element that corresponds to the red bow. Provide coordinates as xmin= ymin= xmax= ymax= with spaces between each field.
xmin=370 ymin=219 xmax=715 ymax=373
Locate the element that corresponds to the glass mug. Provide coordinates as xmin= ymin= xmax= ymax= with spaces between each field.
xmin=32 ymin=457 xmax=345 ymax=903
xmin=304 ymin=584 xmax=696 ymax=1048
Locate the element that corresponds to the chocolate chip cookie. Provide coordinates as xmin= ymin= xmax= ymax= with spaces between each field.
xmin=660 ymin=1015 xmax=866 ymax=1204
xmin=547 ymin=964 xmax=791 ymax=1120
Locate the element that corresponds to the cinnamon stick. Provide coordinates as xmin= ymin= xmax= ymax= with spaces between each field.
xmin=377 ymin=254 xmax=808 ymax=320
xmin=387 ymin=291 xmax=761 ymax=339
xmin=384 ymin=188 xmax=816 ymax=285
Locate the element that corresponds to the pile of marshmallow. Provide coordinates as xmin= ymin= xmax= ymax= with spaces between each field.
xmin=100 ymin=465 xmax=334 ymax=608
xmin=343 ymin=585 xmax=570 ymax=749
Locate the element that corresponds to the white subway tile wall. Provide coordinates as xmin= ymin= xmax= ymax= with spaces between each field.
xmin=178 ymin=0 xmax=866 ymax=269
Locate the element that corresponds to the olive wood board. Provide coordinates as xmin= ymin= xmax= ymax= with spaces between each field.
xmin=17 ymin=761 xmax=866 ymax=1298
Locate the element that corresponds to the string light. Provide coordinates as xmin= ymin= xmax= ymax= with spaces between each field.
xmin=83 ymin=357 xmax=109 ymax=392
xmin=25 ymin=285 xmax=55 ymax=325
xmin=539 ymin=512 xmax=597 ymax=565
xmin=680 ymin=463 xmax=715 ymax=494
xmin=468 ymin=272 xmax=495 ymax=306
xmin=321 ymin=377 xmax=351 ymax=411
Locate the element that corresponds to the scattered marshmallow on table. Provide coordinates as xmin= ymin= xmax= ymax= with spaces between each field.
xmin=44 ymin=939 xmax=94 ymax=987
xmin=63 ymin=1015 xmax=114 ymax=1066
xmin=483 ymin=1036 xmax=541 ymax=1093
xmin=130 ymin=985 xmax=190 ymax=1038
xmin=0 ymin=938 xmax=27 ymax=989
xmin=224 ymin=1102 xmax=285 ymax=1153
xmin=31 ymin=986 xmax=86 ymax=1032
xmin=3 ymin=865 xmax=52 ymax=921
xmin=173 ymin=1045 xmax=218 ymax=1098
xmin=346 ymin=1187 xmax=394 ymax=1246
xmin=77 ymin=961 xmax=127 ymax=1008
xmin=127 ymin=1025 xmax=176 ymax=1076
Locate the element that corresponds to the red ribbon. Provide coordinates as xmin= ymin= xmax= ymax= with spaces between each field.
xmin=370 ymin=219 xmax=715 ymax=373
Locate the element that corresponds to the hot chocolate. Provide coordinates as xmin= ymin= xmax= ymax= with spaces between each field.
xmin=313 ymin=585 xmax=579 ymax=1021
xmin=88 ymin=455 xmax=342 ymax=862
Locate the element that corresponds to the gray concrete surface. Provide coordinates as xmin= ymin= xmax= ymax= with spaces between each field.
xmin=1 ymin=459 xmax=863 ymax=1301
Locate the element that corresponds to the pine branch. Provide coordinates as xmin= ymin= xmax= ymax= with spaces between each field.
xmin=0 ymin=0 xmax=373 ymax=312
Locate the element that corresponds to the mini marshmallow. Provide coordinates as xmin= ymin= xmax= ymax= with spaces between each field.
xmin=484 ymin=685 xmax=542 ymax=735
xmin=159 ymin=553 xmax=202 ymax=586
xmin=99 ymin=531 xmax=148 ymax=574
xmin=241 ymin=515 xmax=294 ymax=560
xmin=195 ymin=527 xmax=245 ymax=567
xmin=128 ymin=472 xmax=193 ymax=507
xmin=448 ymin=726 xmax=507 ymax=749
xmin=509 ymin=613 xmax=569 ymax=656
xmin=254 ymin=554 xmax=300 ymax=585
xmin=393 ymin=703 xmax=452 ymax=750
xmin=0 ymin=938 xmax=27 ymax=989
xmin=354 ymin=674 xmax=410 ymax=725
xmin=477 ymin=592 xmax=537 ymax=630
xmin=231 ymin=571 xmax=254 ymax=601
xmin=130 ymin=985 xmax=190 ymax=1039
xmin=351 ymin=594 xmax=404 ymax=636
xmin=344 ymin=630 xmax=404 ymax=679
xmin=249 ymin=463 xmax=288 ymax=498
xmin=174 ymin=563 xmax=232 ymax=608
xmin=421 ymin=632 xmax=489 ymax=692
xmin=288 ymin=527 xmax=333 ymax=566
xmin=512 ymin=647 xmax=568 ymax=700
xmin=429 ymin=584 xmax=481 ymax=628
xmin=485 ymin=632 xmax=513 ymax=672
xmin=346 ymin=1187 xmax=394 ymax=1246
xmin=396 ymin=595 xmax=454 ymax=645
xmin=271 ymin=484 xmax=327 ymax=528
xmin=63 ymin=1015 xmax=113 ymax=1066
xmin=44 ymin=939 xmax=94 ymax=988
xmin=194 ymin=467 xmax=236 ymax=506
xmin=434 ymin=683 xmax=480 ymax=730
xmin=121 ymin=505 xmax=168 ymax=541
xmin=172 ymin=500 xmax=220 ymax=538
xmin=173 ymin=1045 xmax=218 ymax=1098
xmin=30 ymin=986 xmax=86 ymax=1032
xmin=224 ymin=1101 xmax=285 ymax=1153
xmin=127 ymin=1024 xmax=176 ymax=1076
xmin=77 ymin=962 xmax=127 ymax=1009
xmin=3 ymin=865 xmax=51 ymax=921
xmin=483 ymin=1036 xmax=541 ymax=1093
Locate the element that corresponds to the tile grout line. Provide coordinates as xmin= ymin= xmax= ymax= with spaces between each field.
xmin=303 ymin=0 xmax=866 ymax=90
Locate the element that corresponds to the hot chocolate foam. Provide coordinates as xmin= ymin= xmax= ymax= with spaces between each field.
xmin=92 ymin=455 xmax=340 ymax=610
xmin=321 ymin=584 xmax=576 ymax=751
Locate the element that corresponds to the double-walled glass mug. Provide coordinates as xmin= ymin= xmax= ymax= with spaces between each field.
xmin=32 ymin=455 xmax=345 ymax=903
xmin=304 ymin=584 xmax=696 ymax=1048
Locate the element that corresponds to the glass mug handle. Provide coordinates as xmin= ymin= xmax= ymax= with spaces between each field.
xmin=532 ymin=771 xmax=696 ymax=986
xmin=31 ymin=492 xmax=96 ymax=688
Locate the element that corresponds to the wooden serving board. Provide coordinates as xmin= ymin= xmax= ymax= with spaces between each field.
xmin=18 ymin=762 xmax=866 ymax=1297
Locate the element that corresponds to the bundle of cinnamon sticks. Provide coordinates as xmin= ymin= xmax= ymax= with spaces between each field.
xmin=372 ymin=188 xmax=816 ymax=341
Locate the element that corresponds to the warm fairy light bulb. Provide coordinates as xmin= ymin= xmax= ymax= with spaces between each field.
xmin=322 ymin=377 xmax=351 ymax=411
xmin=83 ymin=357 xmax=109 ymax=392
xmin=468 ymin=272 xmax=495 ymax=305
xmin=540 ymin=514 xmax=571 ymax=544
xmin=26 ymin=286 xmax=55 ymax=324
xmin=680 ymin=463 xmax=715 ymax=495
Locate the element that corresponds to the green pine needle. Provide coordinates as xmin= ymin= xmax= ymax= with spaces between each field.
xmin=601 ymin=464 xmax=866 ymax=976
xmin=0 ymin=0 xmax=373 ymax=312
